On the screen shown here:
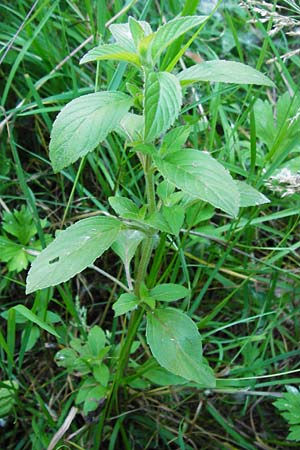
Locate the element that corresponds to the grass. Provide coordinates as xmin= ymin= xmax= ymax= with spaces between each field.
xmin=1 ymin=0 xmax=300 ymax=448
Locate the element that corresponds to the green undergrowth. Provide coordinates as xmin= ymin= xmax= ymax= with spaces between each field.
xmin=0 ymin=1 xmax=300 ymax=449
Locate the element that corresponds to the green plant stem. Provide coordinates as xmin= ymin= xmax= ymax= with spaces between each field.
xmin=94 ymin=155 xmax=157 ymax=447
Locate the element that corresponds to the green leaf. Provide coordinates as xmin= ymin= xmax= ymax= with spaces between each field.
xmin=160 ymin=125 xmax=192 ymax=155
xmin=154 ymin=150 xmax=240 ymax=217
xmin=109 ymin=23 xmax=136 ymax=52
xmin=146 ymin=308 xmax=215 ymax=386
xmin=236 ymin=181 xmax=270 ymax=207
xmin=49 ymin=92 xmax=133 ymax=172
xmin=88 ymin=326 xmax=106 ymax=357
xmin=162 ymin=205 xmax=185 ymax=236
xmin=22 ymin=326 xmax=40 ymax=352
xmin=12 ymin=305 xmax=60 ymax=338
xmin=7 ymin=248 xmax=29 ymax=272
xmin=143 ymin=362 xmax=186 ymax=386
xmin=55 ymin=348 xmax=78 ymax=369
xmin=93 ymin=364 xmax=110 ymax=386
xmin=150 ymin=284 xmax=189 ymax=302
xmin=274 ymin=387 xmax=300 ymax=441
xmin=185 ymin=202 xmax=215 ymax=228
xmin=144 ymin=71 xmax=182 ymax=142
xmin=108 ymin=196 xmax=140 ymax=220
xmin=83 ymin=385 xmax=107 ymax=415
xmin=157 ymin=180 xmax=184 ymax=207
xmin=144 ymin=211 xmax=171 ymax=233
xmin=26 ymin=216 xmax=121 ymax=293
xmin=253 ymin=99 xmax=276 ymax=149
xmin=113 ymin=293 xmax=140 ymax=317
xmin=80 ymin=44 xmax=140 ymax=66
xmin=0 ymin=236 xmax=21 ymax=262
xmin=2 ymin=206 xmax=37 ymax=244
xmin=150 ymin=16 xmax=207 ymax=62
xmin=115 ymin=113 xmax=144 ymax=142
xmin=112 ymin=229 xmax=145 ymax=267
xmin=177 ymin=60 xmax=275 ymax=87
xmin=0 ymin=381 xmax=18 ymax=418
xmin=129 ymin=17 xmax=148 ymax=47
xmin=109 ymin=20 xmax=152 ymax=52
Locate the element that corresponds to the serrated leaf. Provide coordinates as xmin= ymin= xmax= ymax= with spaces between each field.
xmin=177 ymin=60 xmax=275 ymax=87
xmin=113 ymin=293 xmax=139 ymax=317
xmin=7 ymin=249 xmax=29 ymax=272
xmin=26 ymin=216 xmax=121 ymax=293
xmin=146 ymin=308 xmax=215 ymax=386
xmin=80 ymin=44 xmax=140 ymax=66
xmin=2 ymin=206 xmax=37 ymax=244
xmin=0 ymin=236 xmax=22 ymax=262
xmin=154 ymin=150 xmax=240 ymax=217
xmin=236 ymin=181 xmax=270 ymax=207
xmin=288 ymin=426 xmax=300 ymax=441
xmin=150 ymin=16 xmax=207 ymax=61
xmin=144 ymin=71 xmax=182 ymax=142
xmin=274 ymin=387 xmax=300 ymax=441
xmin=49 ymin=92 xmax=132 ymax=172
xmin=150 ymin=284 xmax=189 ymax=302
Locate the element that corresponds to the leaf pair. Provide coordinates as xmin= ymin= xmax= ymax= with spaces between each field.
xmin=80 ymin=16 xmax=207 ymax=68
xmin=155 ymin=151 xmax=269 ymax=217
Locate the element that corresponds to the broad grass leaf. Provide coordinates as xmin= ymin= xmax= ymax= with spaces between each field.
xmin=236 ymin=181 xmax=270 ymax=207
xmin=154 ymin=150 xmax=240 ymax=217
xmin=12 ymin=305 xmax=59 ymax=337
xmin=144 ymin=72 xmax=182 ymax=142
xmin=177 ymin=60 xmax=275 ymax=87
xmin=49 ymin=92 xmax=132 ymax=172
xmin=150 ymin=16 xmax=207 ymax=61
xmin=146 ymin=308 xmax=215 ymax=386
xmin=80 ymin=44 xmax=140 ymax=66
xmin=26 ymin=216 xmax=121 ymax=293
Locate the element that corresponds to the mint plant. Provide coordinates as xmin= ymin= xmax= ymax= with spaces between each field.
xmin=25 ymin=15 xmax=273 ymax=424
